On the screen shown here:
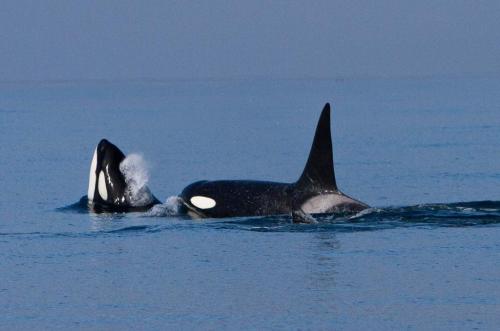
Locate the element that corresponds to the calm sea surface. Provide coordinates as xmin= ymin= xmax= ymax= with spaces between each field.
xmin=1 ymin=77 xmax=499 ymax=330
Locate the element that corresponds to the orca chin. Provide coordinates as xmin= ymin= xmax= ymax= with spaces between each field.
xmin=180 ymin=103 xmax=369 ymax=220
xmin=87 ymin=139 xmax=160 ymax=213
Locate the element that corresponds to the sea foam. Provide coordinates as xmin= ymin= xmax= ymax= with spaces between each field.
xmin=119 ymin=153 xmax=154 ymax=207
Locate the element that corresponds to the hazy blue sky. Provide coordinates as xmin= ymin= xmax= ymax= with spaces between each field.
xmin=1 ymin=1 xmax=499 ymax=81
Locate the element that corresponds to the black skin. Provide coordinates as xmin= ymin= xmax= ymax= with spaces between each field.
xmin=180 ymin=180 xmax=292 ymax=218
xmin=180 ymin=180 xmax=367 ymax=218
xmin=88 ymin=197 xmax=158 ymax=213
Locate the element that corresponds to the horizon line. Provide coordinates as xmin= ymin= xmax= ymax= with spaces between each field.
xmin=1 ymin=71 xmax=499 ymax=85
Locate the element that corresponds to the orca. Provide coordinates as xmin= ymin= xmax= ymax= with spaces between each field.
xmin=180 ymin=103 xmax=368 ymax=220
xmin=87 ymin=139 xmax=160 ymax=212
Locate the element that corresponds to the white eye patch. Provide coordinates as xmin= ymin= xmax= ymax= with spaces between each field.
xmin=190 ymin=196 xmax=216 ymax=209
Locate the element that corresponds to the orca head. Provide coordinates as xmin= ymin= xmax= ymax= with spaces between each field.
xmin=87 ymin=139 xmax=158 ymax=212
xmin=179 ymin=181 xmax=217 ymax=218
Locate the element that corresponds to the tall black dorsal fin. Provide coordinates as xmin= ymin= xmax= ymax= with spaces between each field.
xmin=296 ymin=103 xmax=337 ymax=191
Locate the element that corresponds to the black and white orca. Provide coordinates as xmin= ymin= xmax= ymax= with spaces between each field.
xmin=180 ymin=103 xmax=368 ymax=220
xmin=87 ymin=139 xmax=159 ymax=212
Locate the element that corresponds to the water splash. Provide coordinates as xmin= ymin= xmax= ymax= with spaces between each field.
xmin=146 ymin=196 xmax=184 ymax=217
xmin=119 ymin=153 xmax=154 ymax=207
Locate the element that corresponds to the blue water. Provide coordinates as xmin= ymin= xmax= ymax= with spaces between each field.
xmin=1 ymin=77 xmax=500 ymax=330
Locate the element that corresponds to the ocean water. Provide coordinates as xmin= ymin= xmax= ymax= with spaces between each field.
xmin=1 ymin=77 xmax=500 ymax=330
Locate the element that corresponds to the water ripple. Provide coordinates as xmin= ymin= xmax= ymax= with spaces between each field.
xmin=47 ymin=199 xmax=500 ymax=235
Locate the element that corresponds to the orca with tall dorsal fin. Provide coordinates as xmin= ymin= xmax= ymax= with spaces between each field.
xmin=87 ymin=139 xmax=160 ymax=212
xmin=180 ymin=103 xmax=369 ymax=219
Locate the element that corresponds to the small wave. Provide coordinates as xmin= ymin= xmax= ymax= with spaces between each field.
xmin=56 ymin=196 xmax=89 ymax=213
xmin=209 ymin=201 xmax=500 ymax=232
xmin=144 ymin=196 xmax=184 ymax=217
xmin=349 ymin=207 xmax=381 ymax=219
xmin=56 ymin=195 xmax=184 ymax=216
xmin=105 ymin=225 xmax=151 ymax=233
xmin=54 ymin=199 xmax=500 ymax=233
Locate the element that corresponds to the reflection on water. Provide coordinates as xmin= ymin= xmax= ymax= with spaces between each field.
xmin=310 ymin=232 xmax=339 ymax=290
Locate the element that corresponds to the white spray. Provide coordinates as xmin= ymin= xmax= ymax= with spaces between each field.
xmin=146 ymin=196 xmax=183 ymax=216
xmin=119 ymin=153 xmax=154 ymax=207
